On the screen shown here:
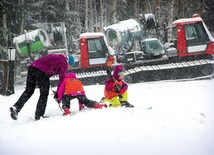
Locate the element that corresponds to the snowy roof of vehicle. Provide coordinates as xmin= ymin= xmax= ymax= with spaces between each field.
xmin=144 ymin=13 xmax=155 ymax=20
xmin=142 ymin=38 xmax=159 ymax=41
xmin=104 ymin=19 xmax=141 ymax=33
xmin=80 ymin=32 xmax=105 ymax=39
xmin=172 ymin=17 xmax=202 ymax=26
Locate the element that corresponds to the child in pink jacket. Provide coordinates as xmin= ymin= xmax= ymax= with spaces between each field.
xmin=57 ymin=72 xmax=107 ymax=115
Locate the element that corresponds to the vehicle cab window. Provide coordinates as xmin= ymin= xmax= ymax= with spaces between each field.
xmin=87 ymin=38 xmax=108 ymax=65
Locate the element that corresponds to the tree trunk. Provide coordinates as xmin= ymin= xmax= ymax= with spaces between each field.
xmin=108 ymin=0 xmax=118 ymax=24
xmin=65 ymin=0 xmax=70 ymax=12
xmin=88 ymin=0 xmax=94 ymax=32
xmin=2 ymin=0 xmax=8 ymax=47
xmin=167 ymin=0 xmax=175 ymax=41
xmin=100 ymin=0 xmax=104 ymax=31
xmin=134 ymin=0 xmax=139 ymax=17
xmin=85 ymin=0 xmax=88 ymax=32
xmin=75 ymin=0 xmax=80 ymax=24
xmin=94 ymin=0 xmax=98 ymax=32
xmin=18 ymin=0 xmax=25 ymax=35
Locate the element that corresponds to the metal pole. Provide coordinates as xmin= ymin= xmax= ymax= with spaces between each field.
xmin=62 ymin=22 xmax=68 ymax=55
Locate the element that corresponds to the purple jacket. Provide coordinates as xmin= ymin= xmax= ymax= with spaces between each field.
xmin=30 ymin=54 xmax=68 ymax=88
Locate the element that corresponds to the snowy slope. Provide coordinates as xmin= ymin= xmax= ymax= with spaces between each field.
xmin=1 ymin=79 xmax=214 ymax=155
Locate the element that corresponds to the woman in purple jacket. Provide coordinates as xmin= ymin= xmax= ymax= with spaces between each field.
xmin=9 ymin=54 xmax=75 ymax=121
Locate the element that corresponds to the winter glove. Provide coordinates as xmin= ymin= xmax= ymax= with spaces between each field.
xmin=55 ymin=99 xmax=61 ymax=104
xmin=53 ymin=92 xmax=61 ymax=104
xmin=114 ymin=84 xmax=121 ymax=93
xmin=118 ymin=88 xmax=125 ymax=98
xmin=54 ymin=92 xmax=58 ymax=99
xmin=118 ymin=94 xmax=123 ymax=98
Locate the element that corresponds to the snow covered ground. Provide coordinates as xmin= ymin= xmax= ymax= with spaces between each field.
xmin=1 ymin=79 xmax=214 ymax=155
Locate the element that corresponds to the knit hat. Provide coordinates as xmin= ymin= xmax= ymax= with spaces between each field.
xmin=113 ymin=65 xmax=125 ymax=80
xmin=66 ymin=72 xmax=76 ymax=79
xmin=68 ymin=55 xmax=75 ymax=67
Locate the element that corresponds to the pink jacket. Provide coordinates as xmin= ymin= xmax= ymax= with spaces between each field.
xmin=57 ymin=73 xmax=85 ymax=100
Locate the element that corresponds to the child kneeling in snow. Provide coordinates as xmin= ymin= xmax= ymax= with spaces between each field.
xmin=103 ymin=65 xmax=134 ymax=108
xmin=56 ymin=72 xmax=107 ymax=115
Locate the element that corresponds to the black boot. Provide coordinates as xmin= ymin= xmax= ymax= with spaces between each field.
xmin=120 ymin=101 xmax=134 ymax=108
xmin=35 ymin=115 xmax=49 ymax=121
xmin=10 ymin=106 xmax=18 ymax=120
xmin=35 ymin=115 xmax=41 ymax=121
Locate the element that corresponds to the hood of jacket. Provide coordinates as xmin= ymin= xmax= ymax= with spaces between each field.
xmin=113 ymin=65 xmax=125 ymax=81
xmin=65 ymin=72 xmax=76 ymax=79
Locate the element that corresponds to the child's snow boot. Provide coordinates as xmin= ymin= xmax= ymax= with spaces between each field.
xmin=63 ymin=107 xmax=71 ymax=116
xmin=99 ymin=97 xmax=105 ymax=103
xmin=79 ymin=102 xmax=85 ymax=111
xmin=10 ymin=106 xmax=18 ymax=120
xmin=94 ymin=103 xmax=107 ymax=109
xmin=120 ymin=101 xmax=134 ymax=108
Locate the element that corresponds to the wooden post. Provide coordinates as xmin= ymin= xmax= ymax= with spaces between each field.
xmin=0 ymin=60 xmax=8 ymax=96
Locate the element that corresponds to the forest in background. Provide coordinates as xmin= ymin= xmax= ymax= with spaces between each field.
xmin=0 ymin=0 xmax=214 ymax=57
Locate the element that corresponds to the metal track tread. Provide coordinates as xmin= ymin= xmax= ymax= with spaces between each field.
xmin=125 ymin=59 xmax=214 ymax=75
xmin=49 ymin=59 xmax=214 ymax=86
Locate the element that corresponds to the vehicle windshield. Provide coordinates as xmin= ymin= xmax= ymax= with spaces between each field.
xmin=87 ymin=37 xmax=108 ymax=59
xmin=185 ymin=22 xmax=209 ymax=46
xmin=143 ymin=40 xmax=163 ymax=53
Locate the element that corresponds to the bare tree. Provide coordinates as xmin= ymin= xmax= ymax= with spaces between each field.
xmin=175 ymin=0 xmax=205 ymax=18
xmin=94 ymin=0 xmax=98 ymax=32
xmin=134 ymin=0 xmax=140 ymax=17
xmin=2 ymin=0 xmax=8 ymax=47
xmin=100 ymin=0 xmax=104 ymax=30
xmin=88 ymin=0 xmax=94 ymax=32
xmin=85 ymin=0 xmax=88 ymax=32
xmin=108 ymin=0 xmax=118 ymax=24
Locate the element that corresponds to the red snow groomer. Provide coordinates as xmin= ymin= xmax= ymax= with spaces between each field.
xmin=14 ymin=16 xmax=214 ymax=86
xmin=67 ymin=16 xmax=214 ymax=84
xmin=101 ymin=15 xmax=214 ymax=83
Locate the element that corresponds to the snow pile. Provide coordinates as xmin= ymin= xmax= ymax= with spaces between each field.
xmin=0 ymin=79 xmax=214 ymax=155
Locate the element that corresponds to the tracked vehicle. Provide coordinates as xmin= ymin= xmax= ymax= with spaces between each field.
xmin=71 ymin=16 xmax=214 ymax=84
xmin=14 ymin=17 xmax=214 ymax=86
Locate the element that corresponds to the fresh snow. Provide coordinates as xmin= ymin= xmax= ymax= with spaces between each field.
xmin=1 ymin=79 xmax=214 ymax=155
